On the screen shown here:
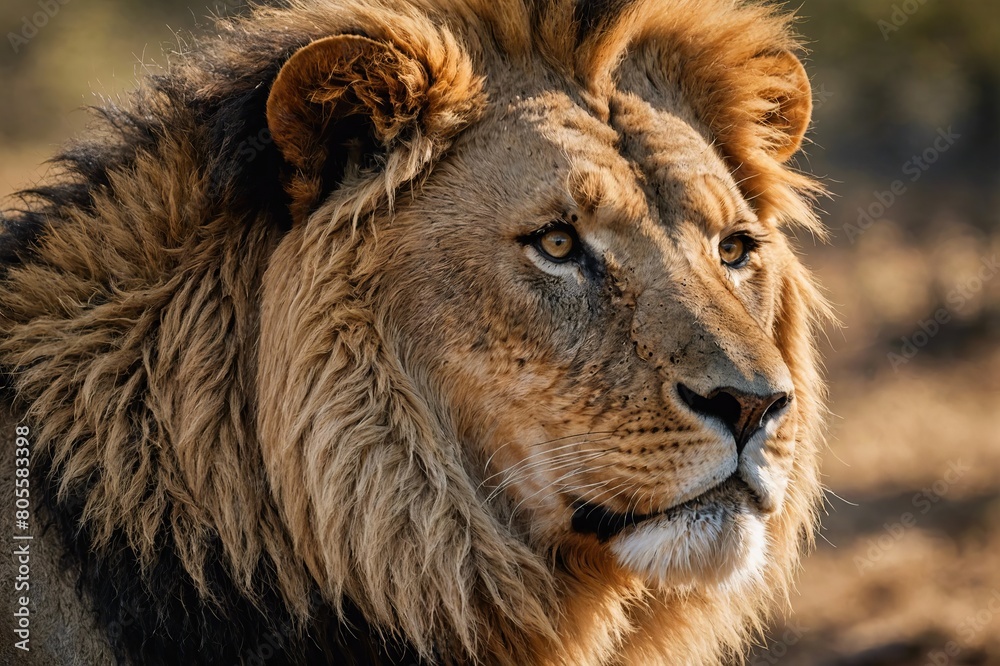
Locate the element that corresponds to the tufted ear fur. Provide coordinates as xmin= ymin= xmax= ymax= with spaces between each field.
xmin=758 ymin=50 xmax=813 ymax=163
xmin=703 ymin=45 xmax=821 ymax=229
xmin=266 ymin=33 xmax=483 ymax=223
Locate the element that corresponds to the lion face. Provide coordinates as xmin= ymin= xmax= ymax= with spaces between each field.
xmin=252 ymin=5 xmax=824 ymax=659
xmin=370 ymin=81 xmax=801 ymax=589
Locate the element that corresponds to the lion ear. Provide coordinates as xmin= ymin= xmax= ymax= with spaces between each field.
xmin=758 ymin=50 xmax=812 ymax=163
xmin=266 ymin=34 xmax=471 ymax=221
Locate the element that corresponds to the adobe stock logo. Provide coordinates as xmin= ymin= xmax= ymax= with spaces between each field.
xmin=878 ymin=0 xmax=933 ymax=41
xmin=854 ymin=459 xmax=969 ymax=574
xmin=842 ymin=127 xmax=960 ymax=244
xmin=7 ymin=0 xmax=72 ymax=54
xmin=888 ymin=255 xmax=999 ymax=372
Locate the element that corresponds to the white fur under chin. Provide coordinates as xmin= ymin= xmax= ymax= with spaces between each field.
xmin=609 ymin=503 xmax=768 ymax=592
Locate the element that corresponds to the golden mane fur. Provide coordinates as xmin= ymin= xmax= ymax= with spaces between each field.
xmin=0 ymin=0 xmax=829 ymax=664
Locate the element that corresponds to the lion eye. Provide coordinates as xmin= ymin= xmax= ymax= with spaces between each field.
xmin=719 ymin=234 xmax=753 ymax=268
xmin=533 ymin=225 xmax=577 ymax=262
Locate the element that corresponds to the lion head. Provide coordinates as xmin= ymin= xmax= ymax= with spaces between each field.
xmin=0 ymin=0 xmax=828 ymax=664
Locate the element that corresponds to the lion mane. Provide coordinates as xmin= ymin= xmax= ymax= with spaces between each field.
xmin=0 ymin=0 xmax=829 ymax=664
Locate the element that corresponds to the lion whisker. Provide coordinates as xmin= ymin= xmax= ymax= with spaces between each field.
xmin=506 ymin=462 xmax=623 ymax=519
xmin=479 ymin=444 xmax=614 ymax=493
xmin=480 ymin=436 xmax=613 ymax=483
xmin=481 ymin=431 xmax=617 ymax=477
xmin=485 ymin=449 xmax=613 ymax=502
xmin=489 ymin=448 xmax=611 ymax=487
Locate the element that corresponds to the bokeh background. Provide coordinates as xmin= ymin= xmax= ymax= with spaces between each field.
xmin=2 ymin=1 xmax=999 ymax=664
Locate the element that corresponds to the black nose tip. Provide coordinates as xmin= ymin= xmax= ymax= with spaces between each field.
xmin=677 ymin=384 xmax=790 ymax=454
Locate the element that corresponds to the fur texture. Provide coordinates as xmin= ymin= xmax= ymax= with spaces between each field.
xmin=0 ymin=0 xmax=830 ymax=664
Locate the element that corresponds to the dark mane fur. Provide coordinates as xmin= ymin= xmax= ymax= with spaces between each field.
xmin=0 ymin=24 xmax=306 ymax=277
xmin=37 ymin=444 xmax=424 ymax=665
xmin=1 ymin=10 xmax=427 ymax=666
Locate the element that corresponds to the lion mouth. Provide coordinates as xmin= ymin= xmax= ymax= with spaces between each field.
xmin=571 ymin=474 xmax=753 ymax=542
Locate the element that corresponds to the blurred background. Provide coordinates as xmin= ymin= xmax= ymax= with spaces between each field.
xmin=2 ymin=0 xmax=999 ymax=664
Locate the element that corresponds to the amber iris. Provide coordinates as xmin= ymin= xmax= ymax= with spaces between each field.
xmin=719 ymin=234 xmax=750 ymax=267
xmin=538 ymin=228 xmax=575 ymax=260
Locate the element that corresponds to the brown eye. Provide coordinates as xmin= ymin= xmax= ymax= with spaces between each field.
xmin=535 ymin=227 xmax=576 ymax=262
xmin=719 ymin=234 xmax=753 ymax=268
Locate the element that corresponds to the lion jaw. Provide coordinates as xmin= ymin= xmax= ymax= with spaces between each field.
xmin=608 ymin=480 xmax=770 ymax=591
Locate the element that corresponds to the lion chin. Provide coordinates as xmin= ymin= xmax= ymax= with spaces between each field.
xmin=608 ymin=480 xmax=770 ymax=591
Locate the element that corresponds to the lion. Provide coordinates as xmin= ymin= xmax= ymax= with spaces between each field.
xmin=0 ymin=0 xmax=830 ymax=663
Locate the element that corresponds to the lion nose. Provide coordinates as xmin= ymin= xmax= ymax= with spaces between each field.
xmin=677 ymin=384 xmax=790 ymax=455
